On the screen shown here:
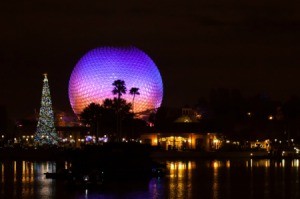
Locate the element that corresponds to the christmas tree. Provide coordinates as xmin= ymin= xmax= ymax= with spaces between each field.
xmin=34 ymin=74 xmax=59 ymax=145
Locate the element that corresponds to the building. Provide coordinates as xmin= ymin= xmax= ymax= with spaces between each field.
xmin=141 ymin=131 xmax=220 ymax=151
xmin=249 ymin=139 xmax=271 ymax=151
xmin=141 ymin=108 xmax=221 ymax=151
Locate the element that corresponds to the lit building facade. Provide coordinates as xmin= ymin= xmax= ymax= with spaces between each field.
xmin=249 ymin=139 xmax=271 ymax=151
xmin=140 ymin=107 xmax=221 ymax=151
xmin=141 ymin=132 xmax=220 ymax=151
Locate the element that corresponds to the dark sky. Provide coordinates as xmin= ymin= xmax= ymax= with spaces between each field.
xmin=1 ymin=0 xmax=300 ymax=119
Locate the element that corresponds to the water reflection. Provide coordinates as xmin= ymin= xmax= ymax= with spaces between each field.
xmin=212 ymin=160 xmax=220 ymax=199
xmin=292 ymin=159 xmax=299 ymax=167
xmin=0 ymin=159 xmax=299 ymax=198
xmin=167 ymin=161 xmax=195 ymax=198
xmin=244 ymin=158 xmax=300 ymax=168
xmin=0 ymin=161 xmax=56 ymax=199
xmin=165 ymin=159 xmax=299 ymax=199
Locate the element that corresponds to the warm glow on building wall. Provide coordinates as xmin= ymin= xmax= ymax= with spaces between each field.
xmin=68 ymin=46 xmax=163 ymax=115
xmin=250 ymin=139 xmax=271 ymax=151
xmin=140 ymin=132 xmax=220 ymax=151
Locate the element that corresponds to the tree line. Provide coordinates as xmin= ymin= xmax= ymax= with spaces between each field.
xmin=80 ymin=79 xmax=147 ymax=141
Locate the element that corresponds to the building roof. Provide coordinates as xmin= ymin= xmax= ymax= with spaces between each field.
xmin=155 ymin=121 xmax=219 ymax=134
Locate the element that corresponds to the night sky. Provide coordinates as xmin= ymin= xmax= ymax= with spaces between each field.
xmin=1 ymin=0 xmax=300 ymax=119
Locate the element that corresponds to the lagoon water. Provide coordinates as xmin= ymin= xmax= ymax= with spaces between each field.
xmin=0 ymin=159 xmax=299 ymax=199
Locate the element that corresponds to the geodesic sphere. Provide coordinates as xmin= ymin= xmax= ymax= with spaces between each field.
xmin=68 ymin=46 xmax=164 ymax=115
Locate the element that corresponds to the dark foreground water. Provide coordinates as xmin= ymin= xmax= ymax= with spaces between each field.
xmin=0 ymin=159 xmax=299 ymax=199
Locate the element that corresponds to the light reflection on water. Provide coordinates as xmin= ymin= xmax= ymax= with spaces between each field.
xmin=0 ymin=161 xmax=57 ymax=199
xmin=0 ymin=159 xmax=299 ymax=199
xmin=167 ymin=161 xmax=195 ymax=198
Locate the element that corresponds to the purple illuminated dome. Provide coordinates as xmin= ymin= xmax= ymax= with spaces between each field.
xmin=69 ymin=46 xmax=163 ymax=115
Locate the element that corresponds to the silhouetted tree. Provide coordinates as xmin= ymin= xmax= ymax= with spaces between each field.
xmin=80 ymin=103 xmax=103 ymax=141
xmin=112 ymin=79 xmax=127 ymax=101
xmin=102 ymin=98 xmax=113 ymax=108
xmin=80 ymin=97 xmax=138 ymax=141
xmin=112 ymin=79 xmax=127 ymax=140
xmin=129 ymin=87 xmax=140 ymax=113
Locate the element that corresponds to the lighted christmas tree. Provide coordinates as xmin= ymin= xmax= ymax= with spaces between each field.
xmin=34 ymin=74 xmax=59 ymax=145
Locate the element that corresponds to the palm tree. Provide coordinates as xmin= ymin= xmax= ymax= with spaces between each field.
xmin=129 ymin=87 xmax=140 ymax=113
xmin=112 ymin=80 xmax=127 ymax=100
xmin=112 ymin=80 xmax=127 ymax=141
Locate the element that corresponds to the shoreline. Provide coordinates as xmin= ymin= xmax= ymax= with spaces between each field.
xmin=0 ymin=147 xmax=299 ymax=161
